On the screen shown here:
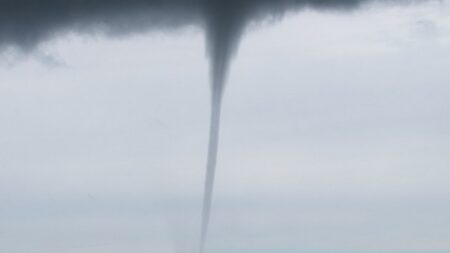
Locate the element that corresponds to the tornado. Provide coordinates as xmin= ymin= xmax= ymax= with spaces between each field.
xmin=200 ymin=2 xmax=245 ymax=251
xmin=199 ymin=73 xmax=223 ymax=253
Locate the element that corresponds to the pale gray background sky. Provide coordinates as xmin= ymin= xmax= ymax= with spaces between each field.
xmin=1 ymin=1 xmax=450 ymax=253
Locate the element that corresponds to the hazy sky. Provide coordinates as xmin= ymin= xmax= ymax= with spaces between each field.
xmin=1 ymin=1 xmax=450 ymax=253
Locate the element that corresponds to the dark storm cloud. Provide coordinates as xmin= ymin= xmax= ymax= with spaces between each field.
xmin=0 ymin=0 xmax=415 ymax=86
xmin=0 ymin=0 xmax=388 ymax=50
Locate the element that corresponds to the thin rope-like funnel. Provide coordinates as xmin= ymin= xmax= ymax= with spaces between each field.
xmin=200 ymin=30 xmax=231 ymax=253
xmin=200 ymin=3 xmax=244 ymax=251
xmin=200 ymin=85 xmax=223 ymax=253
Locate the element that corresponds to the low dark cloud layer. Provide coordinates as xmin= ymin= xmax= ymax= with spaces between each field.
xmin=0 ymin=0 xmax=384 ymax=50
xmin=0 ymin=0 xmax=414 ymax=91
xmin=1 ymin=0 xmax=422 ymax=93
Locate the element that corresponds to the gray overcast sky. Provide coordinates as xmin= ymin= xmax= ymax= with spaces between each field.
xmin=1 ymin=1 xmax=450 ymax=253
